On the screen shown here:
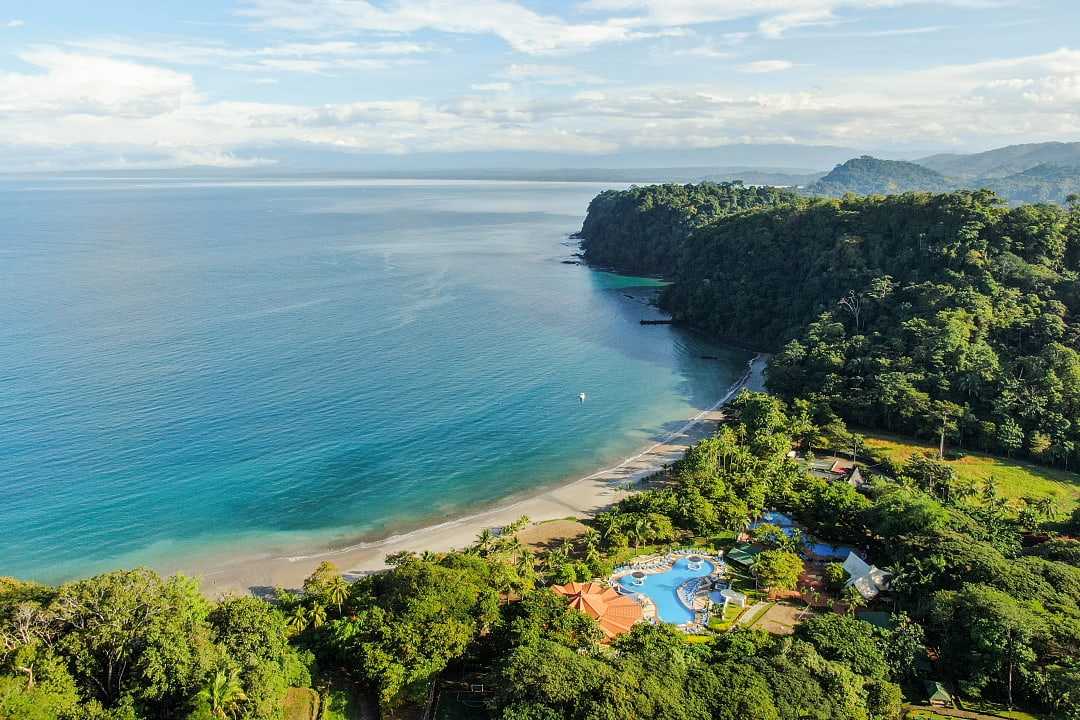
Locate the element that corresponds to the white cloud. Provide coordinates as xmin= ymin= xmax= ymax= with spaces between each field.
xmin=471 ymin=82 xmax=512 ymax=92
xmin=63 ymin=37 xmax=434 ymax=74
xmin=674 ymin=45 xmax=733 ymax=59
xmin=738 ymin=60 xmax=795 ymax=73
xmin=0 ymin=50 xmax=200 ymax=117
xmin=2 ymin=39 xmax=1078 ymax=169
xmin=758 ymin=9 xmax=838 ymax=37
xmin=229 ymin=0 xmax=1005 ymax=56
xmin=580 ymin=0 xmax=1003 ymax=38
xmin=238 ymin=0 xmax=639 ymax=54
xmin=501 ymin=64 xmax=605 ymax=86
xmin=6 ymin=19 xmax=24 ymax=28
xmin=826 ymin=25 xmax=947 ymax=37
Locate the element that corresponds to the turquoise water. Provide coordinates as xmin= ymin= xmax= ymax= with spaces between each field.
xmin=618 ymin=557 xmax=715 ymax=624
xmin=1 ymin=178 xmax=751 ymax=584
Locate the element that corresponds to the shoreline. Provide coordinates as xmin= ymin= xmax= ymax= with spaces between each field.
xmin=192 ymin=354 xmax=767 ymax=597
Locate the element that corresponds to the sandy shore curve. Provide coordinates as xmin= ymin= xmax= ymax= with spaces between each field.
xmin=193 ymin=354 xmax=766 ymax=597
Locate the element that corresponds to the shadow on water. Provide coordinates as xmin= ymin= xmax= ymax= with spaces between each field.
xmin=579 ymin=268 xmax=753 ymax=410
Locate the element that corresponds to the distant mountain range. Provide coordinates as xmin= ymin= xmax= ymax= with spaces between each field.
xmin=807 ymin=156 xmax=953 ymax=195
xmin=804 ymin=142 xmax=1080 ymax=204
xmin=11 ymin=140 xmax=1079 ymax=204
xmin=916 ymin=141 xmax=1080 ymax=179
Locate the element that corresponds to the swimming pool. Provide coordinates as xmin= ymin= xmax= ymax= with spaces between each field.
xmin=806 ymin=542 xmax=857 ymax=560
xmin=617 ymin=557 xmax=715 ymax=624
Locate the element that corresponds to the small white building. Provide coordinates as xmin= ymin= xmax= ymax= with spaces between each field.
xmin=719 ymin=588 xmax=748 ymax=608
xmin=842 ymin=551 xmax=890 ymax=600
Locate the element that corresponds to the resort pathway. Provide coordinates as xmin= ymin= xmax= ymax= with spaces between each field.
xmin=904 ymin=705 xmax=1017 ymax=720
xmin=736 ymin=601 xmax=771 ymax=626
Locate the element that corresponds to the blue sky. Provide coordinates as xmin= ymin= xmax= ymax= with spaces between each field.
xmin=1 ymin=1 xmax=1078 ymax=169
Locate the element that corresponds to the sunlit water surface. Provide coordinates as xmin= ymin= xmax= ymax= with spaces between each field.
xmin=0 ymin=178 xmax=751 ymax=582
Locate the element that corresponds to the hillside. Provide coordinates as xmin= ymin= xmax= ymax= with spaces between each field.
xmin=604 ymin=188 xmax=1080 ymax=468
xmin=795 ymin=150 xmax=1080 ymax=205
xmin=576 ymin=181 xmax=798 ymax=276
xmin=977 ymin=162 xmax=1080 ymax=204
xmin=918 ymin=141 xmax=1080 ymax=179
xmin=805 ymin=156 xmax=955 ymax=196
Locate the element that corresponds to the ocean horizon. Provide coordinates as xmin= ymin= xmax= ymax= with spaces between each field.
xmin=1 ymin=177 xmax=751 ymax=584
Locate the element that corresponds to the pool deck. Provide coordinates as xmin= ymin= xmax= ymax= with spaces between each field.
xmin=609 ymin=548 xmax=727 ymax=630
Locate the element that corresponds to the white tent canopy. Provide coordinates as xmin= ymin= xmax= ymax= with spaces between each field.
xmin=842 ymin=551 xmax=890 ymax=600
xmin=719 ymin=588 xmax=748 ymax=608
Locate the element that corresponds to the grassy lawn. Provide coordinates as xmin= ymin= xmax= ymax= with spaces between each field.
xmin=709 ymin=602 xmax=745 ymax=631
xmin=283 ymin=688 xmax=320 ymax=720
xmin=863 ymin=432 xmax=1080 ymax=511
xmin=317 ymin=676 xmax=367 ymax=720
xmin=741 ymin=602 xmax=774 ymax=628
xmin=960 ymin=699 xmax=1045 ymax=720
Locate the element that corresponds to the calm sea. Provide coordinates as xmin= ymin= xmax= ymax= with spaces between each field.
xmin=0 ymin=177 xmax=750 ymax=583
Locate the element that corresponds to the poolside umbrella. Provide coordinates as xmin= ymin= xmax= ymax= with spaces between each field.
xmin=551 ymin=581 xmax=644 ymax=639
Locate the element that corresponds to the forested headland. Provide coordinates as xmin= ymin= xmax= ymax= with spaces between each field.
xmin=579 ymin=183 xmax=1080 ymax=468
xmin=576 ymin=182 xmax=798 ymax=276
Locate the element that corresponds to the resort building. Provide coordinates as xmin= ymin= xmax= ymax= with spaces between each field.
xmin=803 ymin=455 xmax=866 ymax=487
xmin=925 ymin=681 xmax=955 ymax=708
xmin=842 ymin=551 xmax=890 ymax=600
xmin=551 ymin=581 xmax=644 ymax=639
xmin=719 ymin=588 xmax=748 ymax=608
xmin=726 ymin=543 xmax=764 ymax=569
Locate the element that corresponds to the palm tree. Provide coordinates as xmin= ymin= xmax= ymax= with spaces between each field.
xmin=286 ymin=605 xmax=307 ymax=635
xmin=1034 ymin=496 xmax=1059 ymax=522
xmin=782 ymin=528 xmax=804 ymax=554
xmin=309 ymin=603 xmax=328 ymax=629
xmin=952 ymin=477 xmax=979 ymax=505
xmin=982 ymin=475 xmax=999 ymax=503
xmin=199 ymin=669 xmax=247 ymax=719
xmin=502 ymin=536 xmax=525 ymax=557
xmin=595 ymin=511 xmax=621 ymax=545
xmin=475 ymin=528 xmax=495 ymax=556
xmin=327 ymin=577 xmax=349 ymax=616
xmin=629 ymin=516 xmax=653 ymax=548
xmin=582 ymin=529 xmax=601 ymax=555
xmin=505 ymin=515 xmax=530 ymax=534
xmin=515 ymin=549 xmax=535 ymax=579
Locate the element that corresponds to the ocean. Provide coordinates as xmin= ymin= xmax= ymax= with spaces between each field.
xmin=0 ymin=177 xmax=751 ymax=583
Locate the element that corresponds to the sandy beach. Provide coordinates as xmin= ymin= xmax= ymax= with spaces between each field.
xmin=192 ymin=355 xmax=766 ymax=597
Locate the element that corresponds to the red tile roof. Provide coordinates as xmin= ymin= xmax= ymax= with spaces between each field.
xmin=551 ymin=581 xmax=644 ymax=638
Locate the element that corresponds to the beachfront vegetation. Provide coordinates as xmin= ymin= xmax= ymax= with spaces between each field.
xmin=0 ymin=571 xmax=313 ymax=720
xmin=3 ymin=392 xmax=1078 ymax=718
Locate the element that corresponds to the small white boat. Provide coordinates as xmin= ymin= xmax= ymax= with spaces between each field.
xmin=578 ymin=392 xmax=587 ymax=402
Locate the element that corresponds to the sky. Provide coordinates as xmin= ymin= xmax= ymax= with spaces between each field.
xmin=1 ymin=0 xmax=1078 ymax=170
